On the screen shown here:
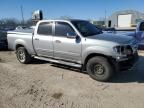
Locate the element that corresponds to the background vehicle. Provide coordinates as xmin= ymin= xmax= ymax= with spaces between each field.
xmin=0 ymin=30 xmax=7 ymax=50
xmin=134 ymin=21 xmax=144 ymax=49
xmin=7 ymin=19 xmax=138 ymax=82
xmin=15 ymin=26 xmax=27 ymax=30
xmin=105 ymin=21 xmax=144 ymax=50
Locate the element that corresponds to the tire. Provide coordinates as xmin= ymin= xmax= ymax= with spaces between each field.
xmin=16 ymin=47 xmax=32 ymax=64
xmin=86 ymin=56 xmax=113 ymax=82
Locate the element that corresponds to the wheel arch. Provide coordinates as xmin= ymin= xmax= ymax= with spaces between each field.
xmin=15 ymin=44 xmax=25 ymax=50
xmin=83 ymin=53 xmax=115 ymax=71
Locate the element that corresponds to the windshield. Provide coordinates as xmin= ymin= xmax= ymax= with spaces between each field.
xmin=71 ymin=21 xmax=103 ymax=37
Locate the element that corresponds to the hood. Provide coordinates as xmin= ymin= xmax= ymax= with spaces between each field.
xmin=111 ymin=31 xmax=135 ymax=37
xmin=87 ymin=33 xmax=133 ymax=44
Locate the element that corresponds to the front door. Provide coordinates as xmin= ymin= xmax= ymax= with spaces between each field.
xmin=53 ymin=22 xmax=81 ymax=63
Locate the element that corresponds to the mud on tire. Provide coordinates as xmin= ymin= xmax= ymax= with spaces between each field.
xmin=86 ymin=56 xmax=113 ymax=82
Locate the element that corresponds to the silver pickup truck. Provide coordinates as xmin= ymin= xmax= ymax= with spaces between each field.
xmin=7 ymin=19 xmax=138 ymax=81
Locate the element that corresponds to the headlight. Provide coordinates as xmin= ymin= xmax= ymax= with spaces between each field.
xmin=114 ymin=45 xmax=133 ymax=55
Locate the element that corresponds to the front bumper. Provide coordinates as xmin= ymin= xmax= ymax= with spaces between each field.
xmin=113 ymin=52 xmax=139 ymax=71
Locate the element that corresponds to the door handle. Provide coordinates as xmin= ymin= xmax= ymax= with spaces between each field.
xmin=55 ymin=40 xmax=61 ymax=43
xmin=35 ymin=38 xmax=39 ymax=40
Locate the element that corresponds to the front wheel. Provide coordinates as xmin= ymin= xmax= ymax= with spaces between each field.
xmin=86 ymin=56 xmax=113 ymax=82
xmin=16 ymin=47 xmax=32 ymax=64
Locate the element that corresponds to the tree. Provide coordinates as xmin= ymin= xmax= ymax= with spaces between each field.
xmin=0 ymin=18 xmax=19 ymax=30
xmin=59 ymin=16 xmax=73 ymax=19
xmin=24 ymin=19 xmax=33 ymax=26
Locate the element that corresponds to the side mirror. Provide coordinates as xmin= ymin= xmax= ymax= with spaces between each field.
xmin=67 ymin=32 xmax=77 ymax=39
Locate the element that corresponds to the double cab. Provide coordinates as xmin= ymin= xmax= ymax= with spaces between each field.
xmin=7 ymin=19 xmax=138 ymax=81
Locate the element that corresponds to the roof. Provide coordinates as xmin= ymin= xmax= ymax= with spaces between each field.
xmin=39 ymin=19 xmax=87 ymax=22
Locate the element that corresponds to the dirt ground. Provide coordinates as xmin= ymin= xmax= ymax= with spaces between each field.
xmin=0 ymin=51 xmax=144 ymax=108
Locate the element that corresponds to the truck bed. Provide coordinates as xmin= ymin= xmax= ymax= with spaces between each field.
xmin=9 ymin=28 xmax=34 ymax=34
xmin=7 ymin=28 xmax=35 ymax=54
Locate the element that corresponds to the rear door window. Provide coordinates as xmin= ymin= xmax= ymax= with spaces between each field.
xmin=37 ymin=22 xmax=52 ymax=35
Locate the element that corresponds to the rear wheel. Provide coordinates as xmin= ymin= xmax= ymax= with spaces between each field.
xmin=86 ymin=56 xmax=113 ymax=82
xmin=16 ymin=47 xmax=32 ymax=64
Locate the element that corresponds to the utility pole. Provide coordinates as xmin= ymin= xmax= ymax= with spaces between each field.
xmin=20 ymin=5 xmax=24 ymax=25
xmin=105 ymin=9 xmax=107 ymax=27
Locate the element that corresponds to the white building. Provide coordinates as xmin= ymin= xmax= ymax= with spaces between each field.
xmin=106 ymin=10 xmax=144 ymax=28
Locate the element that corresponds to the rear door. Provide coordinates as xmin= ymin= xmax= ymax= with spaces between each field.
xmin=33 ymin=22 xmax=54 ymax=57
xmin=53 ymin=21 xmax=82 ymax=63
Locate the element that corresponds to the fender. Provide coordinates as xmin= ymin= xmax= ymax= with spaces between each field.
xmin=82 ymin=46 xmax=114 ymax=64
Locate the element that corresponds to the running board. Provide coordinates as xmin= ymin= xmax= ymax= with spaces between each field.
xmin=34 ymin=56 xmax=82 ymax=68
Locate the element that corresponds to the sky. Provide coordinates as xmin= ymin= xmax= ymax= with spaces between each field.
xmin=0 ymin=0 xmax=144 ymax=21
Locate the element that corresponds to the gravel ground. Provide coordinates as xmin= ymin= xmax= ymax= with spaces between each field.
xmin=0 ymin=51 xmax=144 ymax=108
